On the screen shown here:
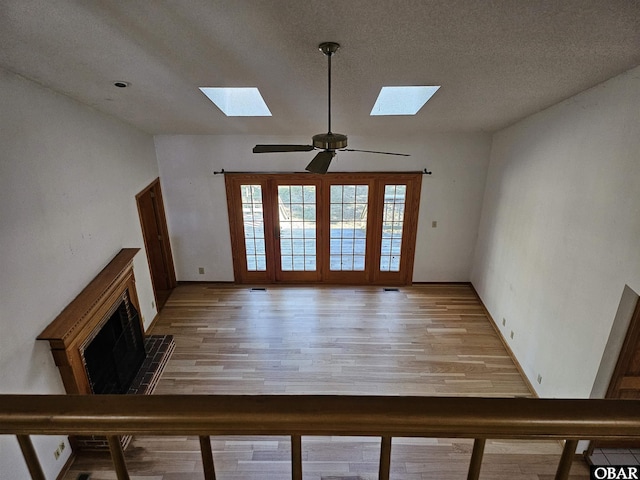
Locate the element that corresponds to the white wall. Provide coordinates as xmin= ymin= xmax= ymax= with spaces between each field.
xmin=471 ymin=66 xmax=640 ymax=398
xmin=0 ymin=69 xmax=159 ymax=479
xmin=154 ymin=133 xmax=491 ymax=282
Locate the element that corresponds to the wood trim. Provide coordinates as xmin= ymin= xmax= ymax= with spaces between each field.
xmin=469 ymin=283 xmax=539 ymax=398
xmin=224 ymin=172 xmax=422 ymax=285
xmin=606 ymin=298 xmax=640 ymax=398
xmin=592 ymin=297 xmax=640 ymax=449
xmin=55 ymin=451 xmax=75 ymax=480
xmin=2 ymin=394 xmax=639 ymax=440
xmin=17 ymin=435 xmax=45 ymax=480
xmin=152 ymin=180 xmax=177 ymax=289
xmin=271 ymin=176 xmax=323 ymax=283
xmin=322 ymin=177 xmax=375 ymax=285
xmin=224 ymin=174 xmax=245 ymax=283
xmin=224 ymin=175 xmax=273 ymax=283
xmin=37 ymin=248 xmax=141 ymax=395
xmin=38 ymin=249 xmax=139 ymax=345
xmin=145 ymin=312 xmax=161 ymax=333
xmin=136 ymin=178 xmax=177 ymax=305
xmin=371 ymin=173 xmax=422 ymax=285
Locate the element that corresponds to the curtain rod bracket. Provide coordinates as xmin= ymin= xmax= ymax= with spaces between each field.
xmin=423 ymin=168 xmax=432 ymax=175
xmin=213 ymin=168 xmax=225 ymax=175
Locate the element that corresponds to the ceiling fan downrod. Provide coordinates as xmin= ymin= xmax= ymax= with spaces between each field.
xmin=311 ymin=42 xmax=347 ymax=152
xmin=319 ymin=42 xmax=339 ymax=135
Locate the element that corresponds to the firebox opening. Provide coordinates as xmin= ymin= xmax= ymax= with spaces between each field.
xmin=83 ymin=294 xmax=146 ymax=394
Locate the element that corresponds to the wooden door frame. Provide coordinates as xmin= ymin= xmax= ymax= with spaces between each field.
xmin=589 ymin=297 xmax=640 ymax=451
xmin=271 ymin=177 xmax=324 ymax=283
xmin=370 ymin=173 xmax=422 ymax=286
xmin=225 ymin=172 xmax=422 ymax=285
xmin=320 ymin=175 xmax=375 ymax=285
xmin=225 ymin=175 xmax=274 ymax=284
xmin=136 ymin=178 xmax=177 ymax=308
xmin=606 ymin=298 xmax=640 ymax=398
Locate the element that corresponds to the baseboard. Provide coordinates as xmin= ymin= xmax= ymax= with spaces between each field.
xmin=146 ymin=311 xmax=161 ymax=333
xmin=55 ymin=451 xmax=75 ymax=480
xmin=469 ymin=284 xmax=539 ymax=398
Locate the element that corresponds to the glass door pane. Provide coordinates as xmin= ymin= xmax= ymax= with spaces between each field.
xmin=277 ymin=184 xmax=317 ymax=272
xmin=240 ymin=184 xmax=266 ymax=271
xmin=227 ymin=173 xmax=420 ymax=285
xmin=329 ymin=184 xmax=369 ymax=271
xmin=380 ymin=184 xmax=406 ymax=272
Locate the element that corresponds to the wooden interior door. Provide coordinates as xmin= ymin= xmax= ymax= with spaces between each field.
xmin=136 ymin=179 xmax=176 ymax=309
xmin=593 ymin=298 xmax=640 ymax=448
xmin=607 ymin=299 xmax=640 ymax=399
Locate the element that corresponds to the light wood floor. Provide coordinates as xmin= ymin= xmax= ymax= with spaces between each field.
xmin=64 ymin=284 xmax=589 ymax=480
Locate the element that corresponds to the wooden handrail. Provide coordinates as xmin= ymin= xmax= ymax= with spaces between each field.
xmin=3 ymin=395 xmax=640 ymax=480
xmin=2 ymin=394 xmax=640 ymax=439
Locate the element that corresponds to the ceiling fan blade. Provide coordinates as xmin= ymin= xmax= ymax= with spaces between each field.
xmin=305 ymin=150 xmax=336 ymax=174
xmin=253 ymin=144 xmax=315 ymax=153
xmin=341 ymin=148 xmax=410 ymax=156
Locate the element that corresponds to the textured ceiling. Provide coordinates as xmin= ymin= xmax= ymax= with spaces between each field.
xmin=1 ymin=0 xmax=639 ymax=136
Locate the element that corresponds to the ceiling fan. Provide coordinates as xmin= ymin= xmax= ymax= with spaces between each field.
xmin=252 ymin=42 xmax=410 ymax=174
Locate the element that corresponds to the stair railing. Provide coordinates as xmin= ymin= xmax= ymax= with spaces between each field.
xmin=2 ymin=394 xmax=640 ymax=480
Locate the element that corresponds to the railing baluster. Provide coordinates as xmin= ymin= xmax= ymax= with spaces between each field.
xmin=199 ymin=435 xmax=216 ymax=480
xmin=2 ymin=395 xmax=640 ymax=480
xmin=16 ymin=435 xmax=45 ymax=480
xmin=554 ymin=439 xmax=578 ymax=480
xmin=467 ymin=438 xmax=486 ymax=480
xmin=379 ymin=436 xmax=392 ymax=480
xmin=291 ymin=434 xmax=302 ymax=480
xmin=107 ymin=435 xmax=130 ymax=480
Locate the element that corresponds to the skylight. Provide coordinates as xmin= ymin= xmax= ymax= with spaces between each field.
xmin=199 ymin=87 xmax=272 ymax=116
xmin=370 ymin=86 xmax=440 ymax=116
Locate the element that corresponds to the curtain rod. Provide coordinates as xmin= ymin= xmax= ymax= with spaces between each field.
xmin=213 ymin=168 xmax=432 ymax=175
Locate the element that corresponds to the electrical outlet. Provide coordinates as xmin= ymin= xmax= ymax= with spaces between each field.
xmin=502 ymin=318 xmax=506 ymax=326
xmin=537 ymin=374 xmax=543 ymax=384
xmin=510 ymin=330 xmax=514 ymax=339
xmin=198 ymin=267 xmax=205 ymax=275
xmin=151 ymin=300 xmax=155 ymax=309
xmin=54 ymin=441 xmax=66 ymax=460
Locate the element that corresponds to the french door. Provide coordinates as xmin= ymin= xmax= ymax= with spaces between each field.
xmin=225 ymin=173 xmax=421 ymax=285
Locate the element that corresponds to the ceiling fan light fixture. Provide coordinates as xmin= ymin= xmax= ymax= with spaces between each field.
xmin=370 ymin=86 xmax=440 ymax=116
xmin=199 ymin=87 xmax=272 ymax=116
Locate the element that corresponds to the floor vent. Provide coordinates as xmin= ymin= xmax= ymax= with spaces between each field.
xmin=251 ymin=287 xmax=267 ymax=291
xmin=77 ymin=474 xmax=91 ymax=480
xmin=383 ymin=288 xmax=399 ymax=292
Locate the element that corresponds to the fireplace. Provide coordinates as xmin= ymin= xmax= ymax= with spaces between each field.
xmin=82 ymin=291 xmax=145 ymax=394
xmin=38 ymin=248 xmax=174 ymax=449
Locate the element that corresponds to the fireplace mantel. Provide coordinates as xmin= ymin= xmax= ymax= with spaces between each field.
xmin=38 ymin=248 xmax=141 ymax=394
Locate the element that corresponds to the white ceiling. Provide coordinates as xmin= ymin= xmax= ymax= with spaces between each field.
xmin=1 ymin=0 xmax=639 ymax=136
